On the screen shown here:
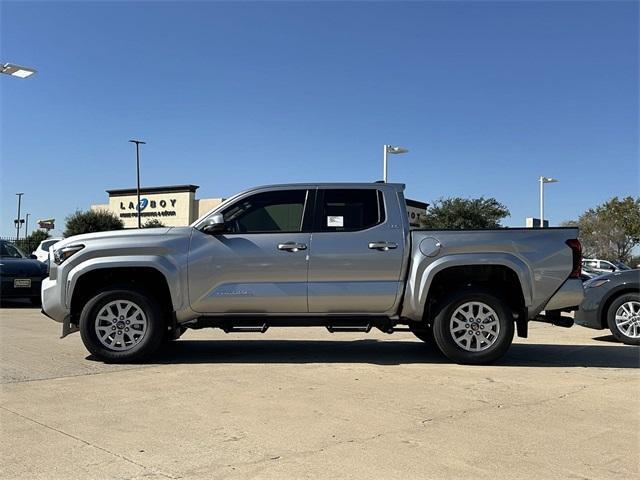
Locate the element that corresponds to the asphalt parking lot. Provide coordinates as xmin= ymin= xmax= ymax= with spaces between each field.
xmin=1 ymin=304 xmax=638 ymax=480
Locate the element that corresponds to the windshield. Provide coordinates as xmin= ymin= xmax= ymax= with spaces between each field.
xmin=612 ymin=261 xmax=631 ymax=270
xmin=0 ymin=242 xmax=26 ymax=259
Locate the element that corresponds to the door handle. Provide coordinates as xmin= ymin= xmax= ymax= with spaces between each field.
xmin=278 ymin=242 xmax=307 ymax=252
xmin=368 ymin=241 xmax=398 ymax=251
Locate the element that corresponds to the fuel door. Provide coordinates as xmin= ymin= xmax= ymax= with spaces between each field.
xmin=419 ymin=236 xmax=441 ymax=257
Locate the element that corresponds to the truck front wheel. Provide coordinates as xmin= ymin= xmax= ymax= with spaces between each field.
xmin=79 ymin=288 xmax=165 ymax=363
xmin=431 ymin=292 xmax=514 ymax=364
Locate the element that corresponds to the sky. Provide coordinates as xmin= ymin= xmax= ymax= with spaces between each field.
xmin=1 ymin=0 xmax=638 ymax=237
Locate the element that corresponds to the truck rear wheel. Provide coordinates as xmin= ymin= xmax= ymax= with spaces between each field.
xmin=431 ymin=291 xmax=514 ymax=364
xmin=79 ymin=288 xmax=165 ymax=363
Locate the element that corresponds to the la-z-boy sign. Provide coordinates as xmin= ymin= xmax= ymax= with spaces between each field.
xmin=119 ymin=197 xmax=178 ymax=219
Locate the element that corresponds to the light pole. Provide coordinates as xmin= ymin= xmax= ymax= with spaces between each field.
xmin=15 ymin=193 xmax=24 ymax=240
xmin=539 ymin=176 xmax=559 ymax=228
xmin=383 ymin=145 xmax=409 ymax=182
xmin=25 ymin=213 xmax=30 ymax=236
xmin=129 ymin=139 xmax=146 ymax=228
xmin=1 ymin=63 xmax=37 ymax=78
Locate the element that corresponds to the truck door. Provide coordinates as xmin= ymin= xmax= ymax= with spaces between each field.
xmin=307 ymin=188 xmax=405 ymax=314
xmin=188 ymin=189 xmax=312 ymax=313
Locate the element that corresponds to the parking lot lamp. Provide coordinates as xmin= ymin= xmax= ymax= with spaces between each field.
xmin=383 ymin=145 xmax=409 ymax=182
xmin=539 ymin=176 xmax=559 ymax=228
xmin=15 ymin=193 xmax=24 ymax=240
xmin=25 ymin=213 xmax=30 ymax=236
xmin=1 ymin=63 xmax=37 ymax=78
xmin=129 ymin=139 xmax=146 ymax=228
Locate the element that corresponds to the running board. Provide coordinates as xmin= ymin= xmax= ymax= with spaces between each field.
xmin=326 ymin=324 xmax=372 ymax=333
xmin=223 ymin=324 xmax=269 ymax=333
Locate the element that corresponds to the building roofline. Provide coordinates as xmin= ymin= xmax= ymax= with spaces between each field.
xmin=106 ymin=185 xmax=199 ymax=196
xmin=406 ymin=198 xmax=429 ymax=209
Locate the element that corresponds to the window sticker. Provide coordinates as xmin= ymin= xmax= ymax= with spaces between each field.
xmin=327 ymin=216 xmax=344 ymax=227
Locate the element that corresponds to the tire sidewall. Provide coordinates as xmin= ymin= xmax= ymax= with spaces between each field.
xmin=432 ymin=292 xmax=515 ymax=364
xmin=80 ymin=288 xmax=165 ymax=362
xmin=606 ymin=293 xmax=640 ymax=346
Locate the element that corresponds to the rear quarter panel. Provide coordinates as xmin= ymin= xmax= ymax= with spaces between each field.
xmin=400 ymin=228 xmax=579 ymax=321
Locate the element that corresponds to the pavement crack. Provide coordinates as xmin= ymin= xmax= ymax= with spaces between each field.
xmin=1 ymin=365 xmax=158 ymax=385
xmin=0 ymin=405 xmax=179 ymax=479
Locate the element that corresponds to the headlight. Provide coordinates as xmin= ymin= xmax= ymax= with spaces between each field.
xmin=585 ymin=278 xmax=610 ymax=289
xmin=53 ymin=244 xmax=84 ymax=264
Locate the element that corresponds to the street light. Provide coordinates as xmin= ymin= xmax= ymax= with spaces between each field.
xmin=383 ymin=145 xmax=409 ymax=182
xmin=539 ymin=176 xmax=559 ymax=228
xmin=129 ymin=139 xmax=146 ymax=228
xmin=15 ymin=193 xmax=24 ymax=240
xmin=1 ymin=63 xmax=37 ymax=78
xmin=25 ymin=213 xmax=31 ymax=236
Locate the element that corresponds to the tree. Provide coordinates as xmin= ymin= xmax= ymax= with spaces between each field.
xmin=423 ymin=197 xmax=510 ymax=229
xmin=143 ymin=218 xmax=166 ymax=228
xmin=564 ymin=196 xmax=640 ymax=263
xmin=64 ymin=210 xmax=124 ymax=237
xmin=16 ymin=229 xmax=50 ymax=254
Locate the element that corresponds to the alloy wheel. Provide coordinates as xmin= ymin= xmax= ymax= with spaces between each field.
xmin=450 ymin=301 xmax=501 ymax=352
xmin=94 ymin=300 xmax=148 ymax=351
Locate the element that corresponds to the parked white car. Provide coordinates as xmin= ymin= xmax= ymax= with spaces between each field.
xmin=582 ymin=258 xmax=631 ymax=274
xmin=32 ymin=238 xmax=62 ymax=263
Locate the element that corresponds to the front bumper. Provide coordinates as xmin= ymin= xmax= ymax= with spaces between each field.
xmin=41 ymin=277 xmax=68 ymax=324
xmin=574 ymin=288 xmax=604 ymax=330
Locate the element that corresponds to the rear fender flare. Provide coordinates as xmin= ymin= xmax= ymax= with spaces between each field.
xmin=402 ymin=253 xmax=532 ymax=322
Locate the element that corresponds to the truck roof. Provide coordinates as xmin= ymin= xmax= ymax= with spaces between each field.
xmin=243 ymin=182 xmax=406 ymax=191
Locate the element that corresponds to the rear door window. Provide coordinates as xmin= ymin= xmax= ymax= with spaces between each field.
xmin=316 ymin=189 xmax=385 ymax=232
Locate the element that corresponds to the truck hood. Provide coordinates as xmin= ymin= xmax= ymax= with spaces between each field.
xmin=56 ymin=227 xmax=191 ymax=249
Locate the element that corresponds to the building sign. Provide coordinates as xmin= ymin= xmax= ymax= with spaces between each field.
xmin=118 ymin=197 xmax=179 ymax=219
xmin=406 ymin=199 xmax=429 ymax=229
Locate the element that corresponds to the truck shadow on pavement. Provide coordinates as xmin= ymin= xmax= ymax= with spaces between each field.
xmin=144 ymin=339 xmax=640 ymax=369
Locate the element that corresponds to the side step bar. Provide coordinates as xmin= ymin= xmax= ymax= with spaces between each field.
xmin=223 ymin=324 xmax=269 ymax=333
xmin=326 ymin=324 xmax=372 ymax=333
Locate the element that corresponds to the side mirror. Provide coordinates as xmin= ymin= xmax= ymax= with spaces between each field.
xmin=202 ymin=213 xmax=226 ymax=235
xmin=29 ymin=254 xmax=38 ymax=260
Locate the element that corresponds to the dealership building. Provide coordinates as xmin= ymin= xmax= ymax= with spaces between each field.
xmin=91 ymin=184 xmax=428 ymax=229
xmin=91 ymin=185 xmax=224 ymax=228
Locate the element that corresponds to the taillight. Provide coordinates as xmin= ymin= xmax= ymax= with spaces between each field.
xmin=566 ymin=239 xmax=582 ymax=279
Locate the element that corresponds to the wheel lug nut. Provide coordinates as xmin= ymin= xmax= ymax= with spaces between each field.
xmin=125 ymin=327 xmax=129 ymax=332
xmin=126 ymin=320 xmax=130 ymax=324
xmin=118 ymin=330 xmax=122 ymax=334
xmin=465 ymin=324 xmax=469 ymax=328
xmin=480 ymin=325 xmax=484 ymax=329
xmin=112 ymin=326 xmax=116 ymax=330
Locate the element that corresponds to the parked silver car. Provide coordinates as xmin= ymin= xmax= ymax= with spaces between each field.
xmin=42 ymin=183 xmax=584 ymax=364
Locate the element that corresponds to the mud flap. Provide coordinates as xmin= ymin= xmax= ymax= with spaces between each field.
xmin=61 ymin=316 xmax=79 ymax=338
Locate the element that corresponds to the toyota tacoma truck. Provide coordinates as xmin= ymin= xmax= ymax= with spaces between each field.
xmin=42 ymin=183 xmax=584 ymax=364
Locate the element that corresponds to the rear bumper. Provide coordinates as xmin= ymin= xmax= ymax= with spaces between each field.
xmin=543 ymin=278 xmax=584 ymax=311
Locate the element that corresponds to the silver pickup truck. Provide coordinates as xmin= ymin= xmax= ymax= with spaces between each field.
xmin=42 ymin=183 xmax=583 ymax=364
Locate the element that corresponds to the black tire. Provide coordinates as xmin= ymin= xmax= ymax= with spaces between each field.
xmin=606 ymin=293 xmax=640 ymax=346
xmin=410 ymin=324 xmax=434 ymax=343
xmin=431 ymin=291 xmax=514 ymax=364
xmin=79 ymin=288 xmax=166 ymax=362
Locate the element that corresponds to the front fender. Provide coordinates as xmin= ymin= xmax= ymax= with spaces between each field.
xmin=401 ymin=253 xmax=533 ymax=322
xmin=65 ymin=255 xmax=184 ymax=311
